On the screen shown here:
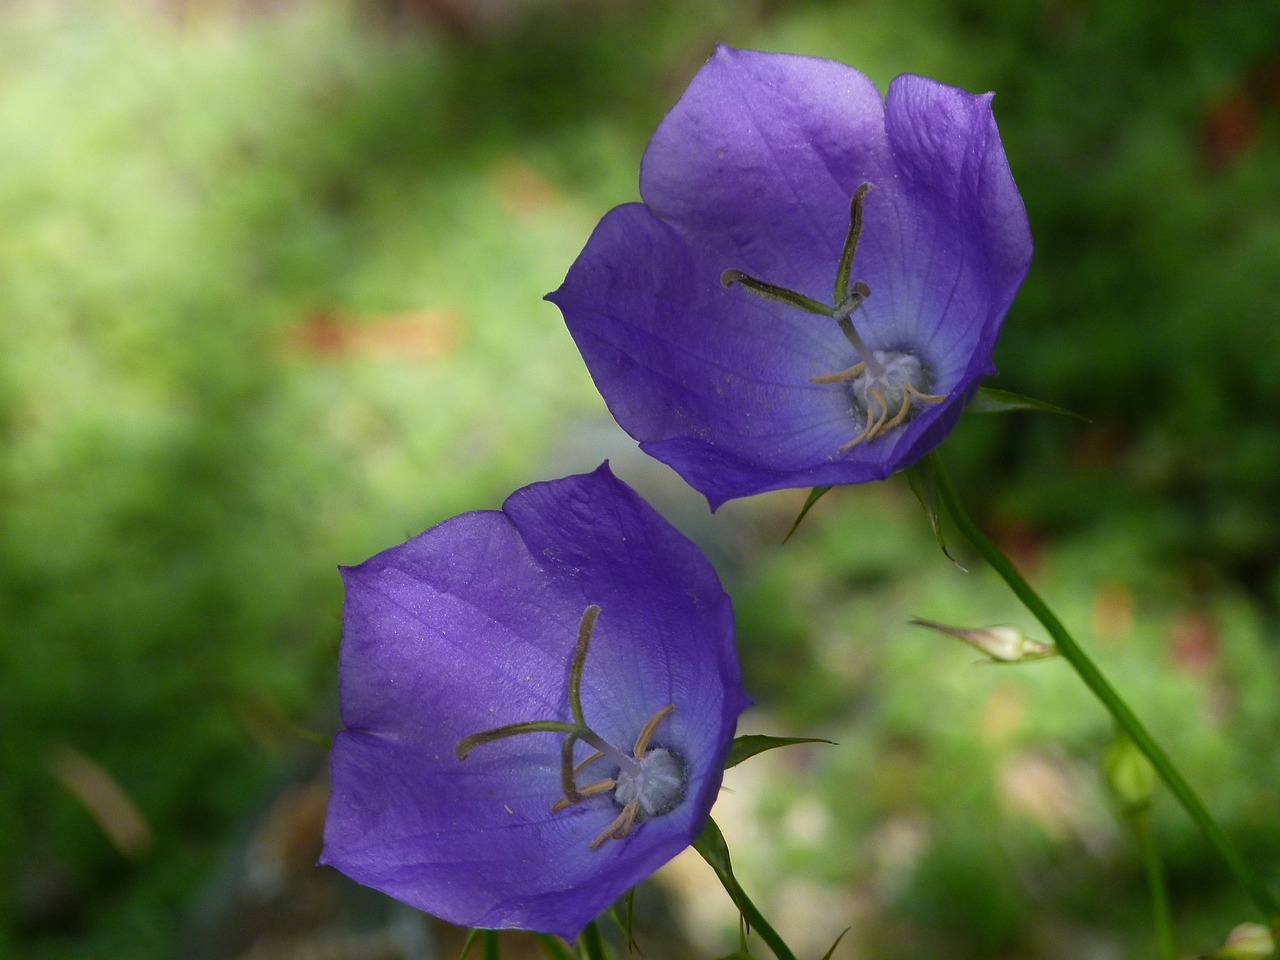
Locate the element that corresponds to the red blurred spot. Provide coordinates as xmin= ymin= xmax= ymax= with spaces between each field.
xmin=1200 ymin=87 xmax=1258 ymax=170
xmin=1167 ymin=609 xmax=1218 ymax=672
xmin=283 ymin=308 xmax=462 ymax=361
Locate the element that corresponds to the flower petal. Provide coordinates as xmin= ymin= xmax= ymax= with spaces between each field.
xmin=550 ymin=48 xmax=1032 ymax=506
xmin=322 ymin=464 xmax=747 ymax=938
xmin=640 ymin=44 xmax=892 ymax=300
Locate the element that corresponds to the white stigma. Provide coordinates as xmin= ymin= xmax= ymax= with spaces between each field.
xmin=613 ymin=748 xmax=685 ymax=819
xmin=850 ymin=350 xmax=932 ymax=418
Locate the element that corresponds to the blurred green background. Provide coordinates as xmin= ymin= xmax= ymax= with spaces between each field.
xmin=1 ymin=1 xmax=1278 ymax=958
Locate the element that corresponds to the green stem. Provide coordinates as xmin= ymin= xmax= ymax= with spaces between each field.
xmin=694 ymin=817 xmax=798 ymax=960
xmin=931 ymin=455 xmax=1279 ymax=925
xmin=483 ymin=930 xmax=500 ymax=960
xmin=1132 ymin=809 xmax=1177 ymax=960
xmin=580 ymin=921 xmax=607 ymax=960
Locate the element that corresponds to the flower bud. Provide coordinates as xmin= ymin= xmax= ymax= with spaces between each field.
xmin=1103 ymin=731 xmax=1156 ymax=812
xmin=909 ymin=618 xmax=1056 ymax=663
xmin=1204 ymin=922 xmax=1276 ymax=959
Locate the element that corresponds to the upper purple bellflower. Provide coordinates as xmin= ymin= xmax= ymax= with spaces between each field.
xmin=548 ymin=46 xmax=1033 ymax=509
xmin=321 ymin=464 xmax=748 ymax=939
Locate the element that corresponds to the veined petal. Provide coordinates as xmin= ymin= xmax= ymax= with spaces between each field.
xmin=322 ymin=464 xmax=748 ymax=939
xmin=549 ymin=47 xmax=1032 ymax=506
xmin=640 ymin=44 xmax=893 ymax=301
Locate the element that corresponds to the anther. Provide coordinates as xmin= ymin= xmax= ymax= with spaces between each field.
xmin=837 ymin=377 xmax=947 ymax=452
xmin=591 ymin=801 xmax=639 ymax=850
xmin=633 ymin=704 xmax=675 ymax=758
xmin=551 ymin=778 xmax=616 ymax=814
xmin=810 ymin=361 xmax=865 ymax=385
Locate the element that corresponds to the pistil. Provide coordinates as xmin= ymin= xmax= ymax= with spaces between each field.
xmin=456 ymin=605 xmax=682 ymax=850
xmin=721 ymin=182 xmax=949 ymax=451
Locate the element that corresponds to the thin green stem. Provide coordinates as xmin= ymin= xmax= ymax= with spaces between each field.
xmin=483 ymin=930 xmax=500 ymax=960
xmin=580 ymin=921 xmax=607 ymax=960
xmin=931 ymin=455 xmax=1279 ymax=926
xmin=1132 ymin=809 xmax=1177 ymax=960
xmin=694 ymin=817 xmax=798 ymax=960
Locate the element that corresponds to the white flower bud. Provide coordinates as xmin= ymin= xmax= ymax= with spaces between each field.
xmin=910 ymin=618 xmax=1056 ymax=663
xmin=1205 ymin=922 xmax=1276 ymax=959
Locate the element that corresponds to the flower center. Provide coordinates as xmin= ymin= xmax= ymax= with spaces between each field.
xmin=454 ymin=605 xmax=682 ymax=850
xmin=721 ymin=183 xmax=948 ymax=452
xmin=613 ymin=747 xmax=685 ymax=818
xmin=812 ymin=348 xmax=943 ymax=451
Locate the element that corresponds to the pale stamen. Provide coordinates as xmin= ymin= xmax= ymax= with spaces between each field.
xmin=633 ymin=704 xmax=675 ymax=757
xmin=838 ymin=381 xmax=947 ymax=452
xmin=810 ymin=361 xmax=866 ymax=385
xmin=591 ymin=800 xmax=639 ymax=849
xmin=551 ymin=777 xmax=617 ymax=813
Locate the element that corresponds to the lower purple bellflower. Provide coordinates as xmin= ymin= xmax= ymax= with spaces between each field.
xmin=321 ymin=463 xmax=749 ymax=939
xmin=548 ymin=46 xmax=1033 ymax=509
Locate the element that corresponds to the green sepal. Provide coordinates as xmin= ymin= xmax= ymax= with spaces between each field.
xmin=458 ymin=929 xmax=482 ymax=960
xmin=969 ymin=386 xmax=1089 ymax=421
xmin=783 ymin=486 xmax=832 ymax=543
xmin=532 ymin=935 xmax=575 ymax=960
xmin=904 ymin=457 xmax=963 ymax=569
xmin=612 ymin=890 xmax=638 ymax=955
xmin=819 ymin=929 xmax=851 ymax=960
xmin=580 ymin=922 xmax=608 ymax=960
xmin=725 ymin=734 xmax=834 ymax=770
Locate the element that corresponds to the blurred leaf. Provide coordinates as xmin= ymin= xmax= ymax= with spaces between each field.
xmin=968 ymin=386 xmax=1089 ymax=421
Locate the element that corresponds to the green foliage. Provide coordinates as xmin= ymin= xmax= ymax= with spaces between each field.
xmin=2 ymin=1 xmax=1278 ymax=958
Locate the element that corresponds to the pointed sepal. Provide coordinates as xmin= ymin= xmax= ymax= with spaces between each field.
xmin=904 ymin=457 xmax=962 ymax=568
xmin=819 ymin=929 xmax=851 ymax=960
xmin=783 ymin=486 xmax=832 ymax=543
xmin=969 ymin=386 xmax=1089 ymax=421
xmin=725 ymin=734 xmax=834 ymax=770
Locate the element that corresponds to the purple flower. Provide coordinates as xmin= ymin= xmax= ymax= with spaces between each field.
xmin=548 ymin=46 xmax=1032 ymax=509
xmin=321 ymin=464 xmax=748 ymax=939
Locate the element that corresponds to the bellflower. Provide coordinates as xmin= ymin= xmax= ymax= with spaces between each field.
xmin=321 ymin=464 xmax=748 ymax=940
xmin=548 ymin=46 xmax=1033 ymax=508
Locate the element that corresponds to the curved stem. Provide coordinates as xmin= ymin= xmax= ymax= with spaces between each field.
xmin=931 ymin=455 xmax=1279 ymax=926
xmin=694 ymin=817 xmax=798 ymax=960
xmin=1132 ymin=809 xmax=1177 ymax=960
